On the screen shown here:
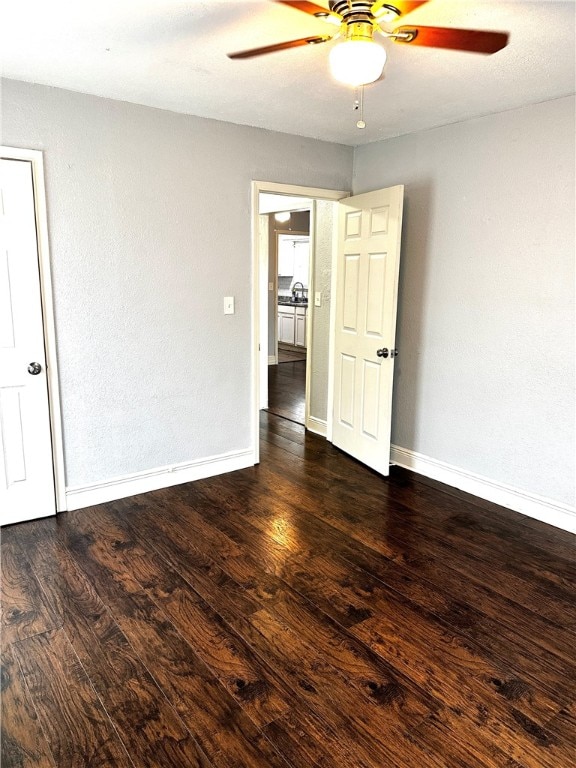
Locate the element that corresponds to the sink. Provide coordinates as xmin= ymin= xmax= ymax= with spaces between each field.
xmin=278 ymin=298 xmax=308 ymax=307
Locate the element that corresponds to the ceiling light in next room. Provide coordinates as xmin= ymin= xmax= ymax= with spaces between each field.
xmin=275 ymin=211 xmax=291 ymax=223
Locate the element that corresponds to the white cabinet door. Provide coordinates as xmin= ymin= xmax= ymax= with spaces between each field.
xmin=295 ymin=310 xmax=306 ymax=348
xmin=278 ymin=309 xmax=295 ymax=345
xmin=278 ymin=237 xmax=295 ymax=276
xmin=293 ymin=241 xmax=310 ymax=286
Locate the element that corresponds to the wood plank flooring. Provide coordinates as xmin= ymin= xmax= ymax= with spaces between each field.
xmin=266 ymin=360 xmax=306 ymax=424
xmin=277 ymin=345 xmax=307 ymax=365
xmin=2 ymin=417 xmax=576 ymax=765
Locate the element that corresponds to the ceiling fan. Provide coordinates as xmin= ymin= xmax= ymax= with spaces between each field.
xmin=227 ymin=1 xmax=509 ymax=87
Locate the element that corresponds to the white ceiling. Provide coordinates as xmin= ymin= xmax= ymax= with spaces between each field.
xmin=1 ymin=1 xmax=574 ymax=146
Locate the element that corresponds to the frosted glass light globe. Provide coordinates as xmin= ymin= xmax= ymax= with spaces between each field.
xmin=329 ymin=39 xmax=386 ymax=87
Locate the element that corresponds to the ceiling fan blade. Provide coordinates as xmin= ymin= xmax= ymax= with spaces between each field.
xmin=227 ymin=36 xmax=332 ymax=60
xmin=372 ymin=1 xmax=430 ymax=18
xmin=276 ymin=1 xmax=342 ymax=25
xmin=394 ymin=25 xmax=509 ymax=54
xmin=276 ymin=1 xmax=335 ymax=18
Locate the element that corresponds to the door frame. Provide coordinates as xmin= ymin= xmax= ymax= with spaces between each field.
xmin=1 ymin=146 xmax=66 ymax=512
xmin=251 ymin=181 xmax=348 ymax=463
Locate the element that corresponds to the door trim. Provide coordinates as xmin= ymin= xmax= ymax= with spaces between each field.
xmin=251 ymin=181 xmax=348 ymax=463
xmin=1 ymin=146 xmax=66 ymax=512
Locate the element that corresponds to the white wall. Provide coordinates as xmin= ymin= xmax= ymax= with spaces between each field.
xmin=353 ymin=96 xmax=575 ymax=510
xmin=1 ymin=79 xmax=353 ymax=491
xmin=2 ymin=76 xmax=573 ymax=526
xmin=308 ymin=199 xmax=335 ymax=426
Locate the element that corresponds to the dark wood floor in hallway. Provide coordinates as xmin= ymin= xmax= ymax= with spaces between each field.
xmin=2 ymin=414 xmax=576 ymax=767
xmin=266 ymin=360 xmax=306 ymax=425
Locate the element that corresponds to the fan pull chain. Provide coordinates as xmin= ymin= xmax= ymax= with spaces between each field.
xmin=353 ymin=86 xmax=366 ymax=129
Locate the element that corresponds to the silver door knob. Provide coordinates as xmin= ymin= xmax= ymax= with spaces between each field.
xmin=27 ymin=362 xmax=42 ymax=375
xmin=376 ymin=348 xmax=389 ymax=358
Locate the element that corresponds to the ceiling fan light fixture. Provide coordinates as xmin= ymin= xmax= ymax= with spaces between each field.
xmin=329 ymin=39 xmax=387 ymax=87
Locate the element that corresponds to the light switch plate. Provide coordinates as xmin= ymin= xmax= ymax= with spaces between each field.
xmin=314 ymin=292 xmax=322 ymax=307
xmin=224 ymin=296 xmax=235 ymax=315
xmin=268 ymin=282 xmax=274 ymax=291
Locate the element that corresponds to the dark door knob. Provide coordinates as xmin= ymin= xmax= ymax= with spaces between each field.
xmin=391 ymin=349 xmax=399 ymax=357
xmin=27 ymin=362 xmax=42 ymax=375
xmin=376 ymin=348 xmax=389 ymax=358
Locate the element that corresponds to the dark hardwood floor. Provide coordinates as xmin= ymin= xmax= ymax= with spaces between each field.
xmin=2 ymin=397 xmax=576 ymax=765
xmin=277 ymin=346 xmax=307 ymax=365
xmin=266 ymin=361 xmax=306 ymax=425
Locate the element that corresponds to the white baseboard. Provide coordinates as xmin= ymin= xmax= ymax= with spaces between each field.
xmin=268 ymin=355 xmax=277 ymax=365
xmin=65 ymin=449 xmax=255 ymax=511
xmin=390 ymin=445 xmax=576 ymax=535
xmin=307 ymin=416 xmax=327 ymax=437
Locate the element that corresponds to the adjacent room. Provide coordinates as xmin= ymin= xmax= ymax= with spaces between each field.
xmin=1 ymin=1 xmax=575 ymax=766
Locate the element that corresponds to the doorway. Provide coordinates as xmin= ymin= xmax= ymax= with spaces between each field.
xmin=262 ymin=202 xmax=311 ymax=426
xmin=252 ymin=181 xmax=348 ymax=463
xmin=269 ymin=227 xmax=309 ymax=424
xmin=253 ymin=181 xmax=405 ymax=476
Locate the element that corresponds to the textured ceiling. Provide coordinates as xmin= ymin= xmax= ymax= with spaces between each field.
xmin=1 ymin=0 xmax=574 ymax=146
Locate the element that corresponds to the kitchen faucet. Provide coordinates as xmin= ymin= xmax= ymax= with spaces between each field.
xmin=292 ymin=282 xmax=305 ymax=301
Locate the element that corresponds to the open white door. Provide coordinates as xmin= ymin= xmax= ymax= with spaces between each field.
xmin=332 ymin=185 xmax=404 ymax=476
xmin=0 ymin=158 xmax=57 ymax=525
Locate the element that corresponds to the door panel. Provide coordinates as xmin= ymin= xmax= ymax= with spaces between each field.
xmin=1 ymin=389 xmax=27 ymax=483
xmin=339 ymin=354 xmax=356 ymax=428
xmin=370 ymin=205 xmax=390 ymax=235
xmin=0 ymin=158 xmax=56 ymax=525
xmin=361 ymin=360 xmax=380 ymax=440
xmin=332 ymin=186 xmax=404 ymax=476
xmin=343 ymin=254 xmax=360 ymax=331
xmin=344 ymin=209 xmax=362 ymax=238
xmin=366 ymin=253 xmax=386 ymax=335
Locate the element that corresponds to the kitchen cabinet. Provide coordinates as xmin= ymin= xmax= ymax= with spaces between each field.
xmin=278 ymin=247 xmax=294 ymax=277
xmin=278 ymin=307 xmax=295 ymax=345
xmin=295 ymin=307 xmax=307 ymax=347
xmin=278 ymin=304 xmax=307 ymax=348
xmin=277 ymin=235 xmax=309 ymax=281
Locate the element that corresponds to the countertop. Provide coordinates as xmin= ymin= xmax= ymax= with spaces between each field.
xmin=278 ymin=299 xmax=308 ymax=308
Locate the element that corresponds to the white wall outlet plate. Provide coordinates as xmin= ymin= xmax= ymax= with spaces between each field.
xmin=224 ymin=296 xmax=235 ymax=314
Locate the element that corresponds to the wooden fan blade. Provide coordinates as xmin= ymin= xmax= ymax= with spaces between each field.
xmin=394 ymin=25 xmax=509 ymax=54
xmin=276 ymin=1 xmax=333 ymax=18
xmin=372 ymin=1 xmax=430 ymax=19
xmin=227 ymin=36 xmax=332 ymax=60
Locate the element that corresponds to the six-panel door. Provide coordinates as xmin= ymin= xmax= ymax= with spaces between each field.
xmin=332 ymin=186 xmax=404 ymax=476
xmin=0 ymin=158 xmax=56 ymax=525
